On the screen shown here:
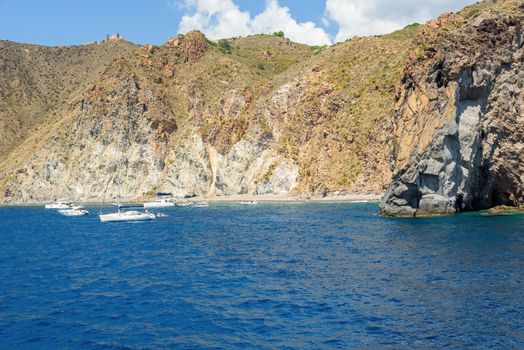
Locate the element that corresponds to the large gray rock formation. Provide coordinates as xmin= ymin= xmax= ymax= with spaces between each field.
xmin=381 ymin=4 xmax=524 ymax=216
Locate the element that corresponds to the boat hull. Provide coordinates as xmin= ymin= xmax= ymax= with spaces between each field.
xmin=99 ymin=211 xmax=156 ymax=222
xmin=194 ymin=202 xmax=209 ymax=207
xmin=58 ymin=209 xmax=89 ymax=216
xmin=45 ymin=203 xmax=71 ymax=209
xmin=143 ymin=202 xmax=175 ymax=209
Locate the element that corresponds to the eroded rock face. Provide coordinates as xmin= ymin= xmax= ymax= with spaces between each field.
xmin=0 ymin=23 xmax=417 ymax=202
xmin=381 ymin=4 xmax=524 ymax=216
xmin=0 ymin=57 xmax=298 ymax=202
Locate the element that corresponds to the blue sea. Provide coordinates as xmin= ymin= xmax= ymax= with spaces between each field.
xmin=0 ymin=203 xmax=523 ymax=349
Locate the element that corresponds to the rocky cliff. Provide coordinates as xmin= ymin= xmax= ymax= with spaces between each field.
xmin=0 ymin=27 xmax=417 ymax=202
xmin=0 ymin=39 xmax=136 ymax=157
xmin=380 ymin=0 xmax=524 ymax=216
xmin=5 ymin=0 xmax=520 ymax=208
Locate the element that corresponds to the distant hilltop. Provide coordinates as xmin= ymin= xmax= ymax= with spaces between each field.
xmin=102 ymin=33 xmax=124 ymax=42
xmin=81 ymin=33 xmax=125 ymax=46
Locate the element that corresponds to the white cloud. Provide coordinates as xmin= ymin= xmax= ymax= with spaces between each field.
xmin=176 ymin=0 xmax=332 ymax=46
xmin=251 ymin=0 xmax=332 ymax=46
xmin=178 ymin=0 xmax=252 ymax=39
xmin=325 ymin=0 xmax=477 ymax=42
xmin=175 ymin=0 xmax=478 ymax=45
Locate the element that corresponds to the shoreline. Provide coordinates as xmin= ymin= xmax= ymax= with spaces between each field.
xmin=0 ymin=193 xmax=383 ymax=206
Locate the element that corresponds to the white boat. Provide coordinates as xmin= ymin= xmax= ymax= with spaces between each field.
xmin=99 ymin=210 xmax=156 ymax=222
xmin=240 ymin=200 xmax=258 ymax=205
xmin=45 ymin=201 xmax=72 ymax=209
xmin=193 ymin=201 xmax=209 ymax=207
xmin=156 ymin=212 xmax=168 ymax=218
xmin=143 ymin=199 xmax=175 ymax=209
xmin=58 ymin=207 xmax=89 ymax=216
xmin=176 ymin=201 xmax=192 ymax=207
xmin=98 ymin=146 xmax=156 ymax=223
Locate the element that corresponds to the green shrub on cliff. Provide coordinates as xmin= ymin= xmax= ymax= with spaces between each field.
xmin=218 ymin=39 xmax=232 ymax=54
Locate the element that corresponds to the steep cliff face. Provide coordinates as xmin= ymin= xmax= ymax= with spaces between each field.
xmin=380 ymin=0 xmax=524 ymax=216
xmin=0 ymin=39 xmax=136 ymax=156
xmin=0 ymin=26 xmax=418 ymax=202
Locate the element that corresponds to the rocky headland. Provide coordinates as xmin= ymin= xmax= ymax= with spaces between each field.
xmin=380 ymin=0 xmax=524 ymax=216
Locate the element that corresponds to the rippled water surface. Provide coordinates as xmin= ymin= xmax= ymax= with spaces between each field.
xmin=1 ymin=203 xmax=523 ymax=349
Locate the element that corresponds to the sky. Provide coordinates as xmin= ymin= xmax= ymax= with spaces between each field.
xmin=0 ymin=0 xmax=477 ymax=46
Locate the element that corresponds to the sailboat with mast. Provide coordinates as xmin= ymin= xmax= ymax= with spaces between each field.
xmin=98 ymin=144 xmax=156 ymax=223
xmin=45 ymin=179 xmax=72 ymax=209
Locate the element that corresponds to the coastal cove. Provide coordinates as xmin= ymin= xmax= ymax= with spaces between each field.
xmin=1 ymin=1 xmax=523 ymax=216
xmin=1 ymin=203 xmax=523 ymax=349
xmin=1 ymin=0 xmax=524 ymax=348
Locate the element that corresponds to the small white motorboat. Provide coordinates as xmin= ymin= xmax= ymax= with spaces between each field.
xmin=143 ymin=199 xmax=175 ymax=209
xmin=45 ymin=201 xmax=72 ymax=209
xmin=240 ymin=200 xmax=258 ymax=205
xmin=193 ymin=201 xmax=209 ymax=207
xmin=156 ymin=212 xmax=168 ymax=218
xmin=176 ymin=202 xmax=192 ymax=207
xmin=58 ymin=207 xmax=89 ymax=216
xmin=99 ymin=210 xmax=156 ymax=222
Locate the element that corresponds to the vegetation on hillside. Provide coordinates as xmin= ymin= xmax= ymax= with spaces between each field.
xmin=0 ymin=17 xmax=425 ymax=198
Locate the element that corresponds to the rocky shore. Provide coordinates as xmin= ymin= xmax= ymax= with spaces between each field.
xmin=0 ymin=193 xmax=382 ymax=206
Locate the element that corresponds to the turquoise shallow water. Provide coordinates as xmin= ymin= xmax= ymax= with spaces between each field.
xmin=0 ymin=203 xmax=523 ymax=349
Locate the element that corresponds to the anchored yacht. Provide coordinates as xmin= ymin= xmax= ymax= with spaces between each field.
xmin=99 ymin=209 xmax=156 ymax=222
xmin=143 ymin=192 xmax=175 ymax=209
xmin=143 ymin=199 xmax=175 ymax=209
xmin=45 ymin=201 xmax=72 ymax=209
xmin=58 ymin=206 xmax=89 ymax=216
